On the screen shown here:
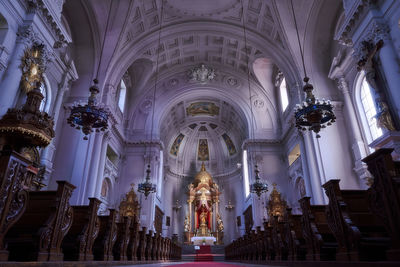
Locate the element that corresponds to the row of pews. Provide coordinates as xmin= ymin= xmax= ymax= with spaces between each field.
xmin=226 ymin=148 xmax=400 ymax=263
xmin=0 ymin=151 xmax=181 ymax=263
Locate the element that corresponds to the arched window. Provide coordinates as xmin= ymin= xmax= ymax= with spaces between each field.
xmin=39 ymin=75 xmax=51 ymax=112
xmin=0 ymin=14 xmax=8 ymax=45
xmin=243 ymin=150 xmax=250 ymax=197
xmin=279 ymin=77 xmax=289 ymax=111
xmin=118 ymin=79 xmax=127 ymax=112
xmin=359 ymin=75 xmax=382 ymax=142
xmin=39 ymin=83 xmax=47 ymax=112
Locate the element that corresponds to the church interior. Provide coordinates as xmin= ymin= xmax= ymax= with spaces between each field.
xmin=0 ymin=0 xmax=400 ymax=266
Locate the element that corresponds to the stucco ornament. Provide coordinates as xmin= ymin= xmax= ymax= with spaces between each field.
xmin=189 ymin=64 xmax=216 ymax=84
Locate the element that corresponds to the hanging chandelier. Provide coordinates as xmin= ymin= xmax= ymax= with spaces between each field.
xmin=67 ymin=2 xmax=112 ymax=140
xmin=138 ymin=0 xmax=165 ymax=198
xmin=239 ymin=0 xmax=268 ymax=198
xmin=291 ymin=0 xmax=335 ymax=138
xmin=138 ymin=164 xmax=157 ymax=199
xmin=250 ymin=165 xmax=268 ymax=198
xmin=67 ymin=79 xmax=109 ymax=140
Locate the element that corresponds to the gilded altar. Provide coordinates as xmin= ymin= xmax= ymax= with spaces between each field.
xmin=184 ymin=163 xmax=223 ymax=245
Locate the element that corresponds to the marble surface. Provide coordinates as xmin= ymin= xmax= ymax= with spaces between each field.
xmin=191 ymin=236 xmax=216 ymax=245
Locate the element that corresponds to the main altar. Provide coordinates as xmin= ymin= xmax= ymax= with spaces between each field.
xmin=184 ymin=163 xmax=224 ymax=245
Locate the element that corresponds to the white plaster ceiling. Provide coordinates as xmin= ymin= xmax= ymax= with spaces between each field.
xmin=160 ymin=97 xmax=246 ymax=175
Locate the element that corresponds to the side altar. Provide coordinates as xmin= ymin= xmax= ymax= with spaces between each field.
xmin=184 ymin=163 xmax=224 ymax=245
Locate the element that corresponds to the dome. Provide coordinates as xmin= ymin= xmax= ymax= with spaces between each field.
xmin=193 ymin=162 xmax=213 ymax=187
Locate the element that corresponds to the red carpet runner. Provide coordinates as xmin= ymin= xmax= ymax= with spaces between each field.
xmin=168 ymin=263 xmax=247 ymax=267
xmin=195 ymin=245 xmax=213 ymax=262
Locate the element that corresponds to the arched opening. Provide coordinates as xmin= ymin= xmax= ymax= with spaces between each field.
xmin=118 ymin=79 xmax=127 ymax=112
xmin=0 ymin=13 xmax=8 ymax=45
xmin=355 ymin=73 xmax=383 ymax=145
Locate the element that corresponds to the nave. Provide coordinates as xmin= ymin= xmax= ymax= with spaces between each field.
xmin=1 ymin=0 xmax=400 ymax=266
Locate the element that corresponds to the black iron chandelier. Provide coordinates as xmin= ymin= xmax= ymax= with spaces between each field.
xmin=67 ymin=2 xmax=112 ymax=140
xmin=138 ymin=0 xmax=166 ymax=198
xmin=250 ymin=165 xmax=268 ymax=198
xmin=138 ymin=164 xmax=156 ymax=199
xmin=291 ymin=0 xmax=335 ymax=138
xmin=67 ymin=79 xmax=108 ymax=140
xmin=240 ymin=0 xmax=268 ymax=198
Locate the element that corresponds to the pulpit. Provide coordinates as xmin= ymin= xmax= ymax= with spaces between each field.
xmin=184 ymin=163 xmax=224 ymax=245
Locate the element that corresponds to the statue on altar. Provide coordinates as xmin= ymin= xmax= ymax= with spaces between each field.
xmin=217 ymin=214 xmax=224 ymax=232
xmin=184 ymin=162 xmax=222 ymax=244
xmin=184 ymin=215 xmax=190 ymax=232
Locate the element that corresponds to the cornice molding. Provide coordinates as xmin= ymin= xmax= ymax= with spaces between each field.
xmin=125 ymin=139 xmax=165 ymax=150
xmin=165 ymin=166 xmax=241 ymax=180
xmin=242 ymin=138 xmax=281 ymax=150
xmin=335 ymin=0 xmax=381 ymax=46
xmin=26 ymin=0 xmax=71 ymax=47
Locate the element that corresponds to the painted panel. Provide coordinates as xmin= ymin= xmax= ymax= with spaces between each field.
xmin=170 ymin=133 xmax=185 ymax=156
xmin=198 ymin=139 xmax=209 ymax=161
xmin=222 ymin=133 xmax=237 ymax=155
xmin=186 ymin=102 xmax=220 ymax=116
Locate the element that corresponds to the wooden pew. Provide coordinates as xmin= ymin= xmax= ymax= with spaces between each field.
xmin=145 ymin=230 xmax=153 ymax=261
xmin=5 ymin=181 xmax=75 ymax=261
xmin=281 ymin=208 xmax=300 ymax=261
xmin=0 ymin=151 xmax=32 ymax=261
xmin=255 ymin=226 xmax=264 ymax=262
xmin=299 ymin=197 xmax=337 ymax=261
xmin=323 ymin=179 xmax=390 ymax=261
xmin=136 ymin=227 xmax=147 ymax=261
xmin=270 ymin=216 xmax=288 ymax=260
xmin=126 ymin=215 xmax=140 ymax=261
xmin=286 ymin=208 xmax=307 ymax=260
xmin=112 ymin=216 xmax=131 ymax=261
xmin=151 ymin=232 xmax=159 ymax=260
xmin=62 ymin=197 xmax=101 ymax=261
xmin=263 ymin=221 xmax=276 ymax=260
xmin=363 ymin=148 xmax=400 ymax=260
xmin=92 ymin=209 xmax=117 ymax=261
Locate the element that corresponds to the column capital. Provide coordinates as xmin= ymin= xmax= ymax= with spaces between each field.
xmin=369 ymin=21 xmax=391 ymax=44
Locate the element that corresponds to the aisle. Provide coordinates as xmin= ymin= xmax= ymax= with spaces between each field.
xmin=118 ymin=262 xmax=272 ymax=267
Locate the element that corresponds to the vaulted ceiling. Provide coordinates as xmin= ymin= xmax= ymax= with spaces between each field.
xmin=63 ymin=0 xmax=343 ymax=175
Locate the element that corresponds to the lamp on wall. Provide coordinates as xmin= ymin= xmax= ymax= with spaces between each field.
xmin=239 ymin=0 xmax=268 ymax=198
xmin=172 ymin=200 xmax=182 ymax=212
xmin=225 ymin=200 xmax=235 ymax=211
xmin=66 ymin=3 xmax=111 ymax=140
xmin=291 ymin=0 xmax=336 ymax=138
xmin=138 ymin=0 xmax=165 ymax=199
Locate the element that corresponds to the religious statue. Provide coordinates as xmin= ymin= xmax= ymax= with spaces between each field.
xmin=189 ymin=64 xmax=216 ymax=84
xmin=200 ymin=211 xmax=207 ymax=225
xmin=375 ymin=101 xmax=396 ymax=131
xmin=217 ymin=214 xmax=224 ymax=232
xmin=184 ymin=215 xmax=190 ymax=232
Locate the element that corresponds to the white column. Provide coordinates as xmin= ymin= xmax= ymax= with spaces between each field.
xmin=80 ymin=132 xmax=105 ymax=204
xmin=0 ymin=26 xmax=33 ymax=115
xmin=336 ymin=77 xmax=370 ymax=183
xmin=302 ymin=132 xmax=325 ymax=204
xmin=40 ymin=79 xmax=71 ymax=184
xmin=93 ymin=132 xmax=111 ymax=198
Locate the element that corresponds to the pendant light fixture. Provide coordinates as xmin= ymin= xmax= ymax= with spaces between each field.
xmin=239 ymin=0 xmax=268 ymax=198
xmin=138 ymin=0 xmax=165 ymax=199
xmin=291 ymin=0 xmax=336 ymax=138
xmin=67 ymin=2 xmax=112 ymax=140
